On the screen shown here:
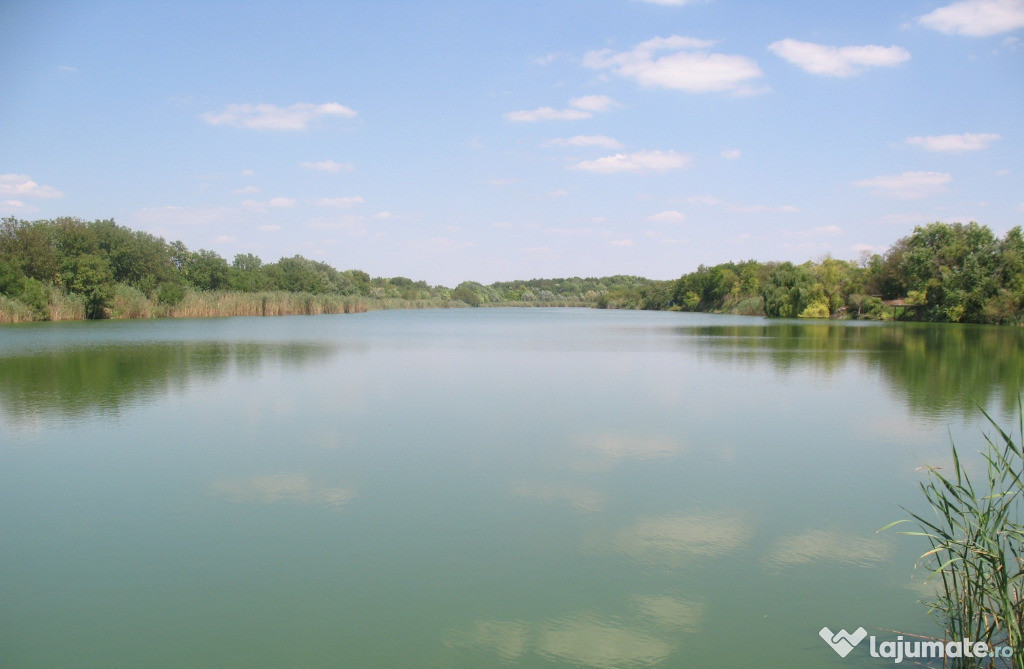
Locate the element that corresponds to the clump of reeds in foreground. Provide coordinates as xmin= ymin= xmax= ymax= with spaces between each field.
xmin=885 ymin=404 xmax=1024 ymax=668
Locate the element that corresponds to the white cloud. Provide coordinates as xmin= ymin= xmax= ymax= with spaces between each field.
xmin=201 ymin=102 xmax=357 ymax=130
xmin=812 ymin=225 xmax=843 ymax=235
xmin=0 ymin=174 xmax=64 ymax=199
xmin=583 ymin=35 xmax=765 ymax=94
xmin=243 ymin=197 xmax=297 ymax=210
xmin=505 ymin=107 xmax=592 ymax=122
xmin=307 ymin=196 xmax=365 ymax=208
xmin=234 ymin=185 xmax=259 ymax=194
xmin=919 ymin=0 xmax=1024 ymax=36
xmin=258 ymin=224 xmax=282 ymax=231
xmin=573 ymin=150 xmax=692 ymax=173
xmin=373 ymin=210 xmax=394 ymax=219
xmin=721 ymin=148 xmax=741 ymax=160
xmin=533 ymin=52 xmax=562 ymax=66
xmin=647 ymin=210 xmax=687 ymax=222
xmin=687 ymin=195 xmax=723 ymax=205
xmin=768 ymin=39 xmax=910 ymax=76
xmin=545 ymin=135 xmax=625 ymax=149
xmin=506 ymin=95 xmax=618 ymax=122
xmin=241 ymin=169 xmax=255 ymax=177
xmin=0 ymin=200 xmax=37 ymax=214
xmin=853 ymin=171 xmax=952 ymax=199
xmin=905 ymin=132 xmax=1001 ymax=152
xmin=214 ymin=234 xmax=237 ymax=243
xmin=548 ymin=189 xmax=570 ymax=198
xmin=301 ymin=160 xmax=354 ymax=172
xmin=729 ymin=204 xmax=800 ymax=214
xmin=58 ymin=65 xmax=77 ymax=73
xmin=569 ymin=95 xmax=617 ymax=112
xmin=609 ymin=239 xmax=634 ymax=247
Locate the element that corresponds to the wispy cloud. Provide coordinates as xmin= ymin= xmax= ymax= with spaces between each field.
xmin=720 ymin=148 xmax=741 ymax=160
xmin=505 ymin=96 xmax=618 ymax=122
xmin=0 ymin=174 xmax=64 ymax=199
xmin=573 ymin=150 xmax=692 ymax=173
xmin=769 ymin=39 xmax=910 ymax=76
xmin=853 ymin=171 xmax=952 ymax=199
xmin=730 ymin=204 xmax=800 ymax=214
xmin=242 ymin=197 xmax=297 ymax=210
xmin=301 ymin=159 xmax=354 ymax=172
xmin=906 ymin=132 xmax=1001 ymax=152
xmin=647 ymin=210 xmax=686 ymax=222
xmin=545 ymin=135 xmax=625 ymax=149
xmin=583 ymin=35 xmax=765 ymax=95
xmin=505 ymin=107 xmax=592 ymax=122
xmin=919 ymin=0 xmax=1024 ymax=36
xmin=202 ymin=102 xmax=357 ymax=130
xmin=307 ymin=196 xmax=364 ymax=208
xmin=568 ymin=95 xmax=617 ymax=112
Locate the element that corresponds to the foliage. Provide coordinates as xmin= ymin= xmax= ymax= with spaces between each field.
xmin=61 ymin=253 xmax=116 ymax=318
xmin=1 ymin=216 xmax=1023 ymax=324
xmin=889 ymin=408 xmax=1024 ymax=667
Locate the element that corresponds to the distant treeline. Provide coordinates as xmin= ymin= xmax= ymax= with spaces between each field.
xmin=0 ymin=216 xmax=649 ymax=322
xmin=606 ymin=221 xmax=1024 ymax=325
xmin=1 ymin=216 xmax=1021 ymax=324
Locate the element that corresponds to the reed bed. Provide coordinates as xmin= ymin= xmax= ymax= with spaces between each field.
xmin=888 ymin=406 xmax=1024 ymax=668
xmin=0 ymin=296 xmax=37 ymax=324
xmin=159 ymin=291 xmax=464 ymax=319
xmin=0 ymin=289 xmax=469 ymax=323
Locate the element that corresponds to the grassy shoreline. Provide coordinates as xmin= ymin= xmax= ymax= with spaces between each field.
xmin=0 ymin=289 xmax=476 ymax=324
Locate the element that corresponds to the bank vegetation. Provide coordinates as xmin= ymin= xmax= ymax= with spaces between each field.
xmin=1 ymin=216 xmax=1021 ymax=325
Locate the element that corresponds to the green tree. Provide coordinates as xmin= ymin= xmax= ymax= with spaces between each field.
xmin=62 ymin=253 xmax=115 ymax=318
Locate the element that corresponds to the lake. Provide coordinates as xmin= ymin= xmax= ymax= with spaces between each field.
xmin=2 ymin=308 xmax=1022 ymax=668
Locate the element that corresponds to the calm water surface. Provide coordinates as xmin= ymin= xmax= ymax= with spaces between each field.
xmin=2 ymin=308 xmax=1023 ymax=668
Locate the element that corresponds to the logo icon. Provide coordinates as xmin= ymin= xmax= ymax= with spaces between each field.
xmin=820 ymin=627 xmax=868 ymax=658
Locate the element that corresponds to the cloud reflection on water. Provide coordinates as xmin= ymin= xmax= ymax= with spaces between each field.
xmin=212 ymin=473 xmax=356 ymax=507
xmin=765 ymin=528 xmax=892 ymax=568
xmin=572 ymin=432 xmax=686 ymax=472
xmin=447 ymin=610 xmax=680 ymax=668
xmin=511 ymin=481 xmax=606 ymax=512
xmin=614 ymin=512 xmax=752 ymax=565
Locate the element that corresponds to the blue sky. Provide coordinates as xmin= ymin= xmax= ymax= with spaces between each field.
xmin=2 ymin=0 xmax=1022 ymax=286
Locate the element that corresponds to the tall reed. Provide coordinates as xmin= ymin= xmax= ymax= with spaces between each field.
xmin=890 ymin=406 xmax=1024 ymax=668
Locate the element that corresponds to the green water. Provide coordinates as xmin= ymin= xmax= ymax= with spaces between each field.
xmin=1 ymin=309 xmax=1022 ymax=668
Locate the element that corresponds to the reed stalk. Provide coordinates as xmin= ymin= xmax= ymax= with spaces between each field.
xmin=888 ymin=405 xmax=1024 ymax=668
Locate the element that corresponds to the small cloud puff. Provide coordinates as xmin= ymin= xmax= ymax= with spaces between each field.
xmin=202 ymin=102 xmax=357 ymax=130
xmin=769 ymin=39 xmax=910 ymax=76
xmin=919 ymin=0 xmax=1024 ymax=36
xmin=573 ymin=150 xmax=692 ymax=173
xmin=905 ymin=133 xmax=1000 ymax=152
xmin=584 ymin=35 xmax=765 ymax=95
